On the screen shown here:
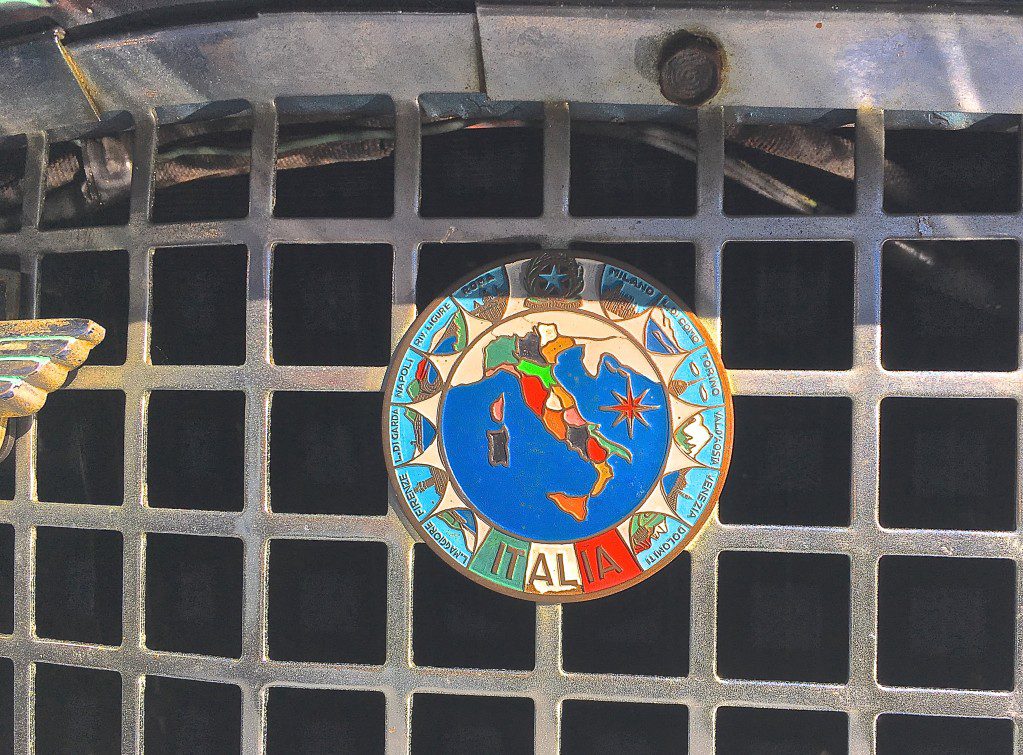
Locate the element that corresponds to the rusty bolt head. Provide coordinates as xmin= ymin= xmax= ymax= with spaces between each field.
xmin=658 ymin=34 xmax=723 ymax=107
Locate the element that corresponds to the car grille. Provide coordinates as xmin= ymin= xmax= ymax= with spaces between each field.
xmin=0 ymin=7 xmax=1018 ymax=754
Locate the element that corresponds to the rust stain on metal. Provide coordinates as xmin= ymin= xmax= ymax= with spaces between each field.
xmin=658 ymin=31 xmax=726 ymax=106
xmin=86 ymin=34 xmax=159 ymax=51
xmin=55 ymin=30 xmax=101 ymax=118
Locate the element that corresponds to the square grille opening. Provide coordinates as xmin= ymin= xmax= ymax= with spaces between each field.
xmin=0 ymin=256 xmax=22 ymax=319
xmin=143 ymin=675 xmax=241 ymax=755
xmin=878 ymin=555 xmax=1015 ymax=690
xmin=0 ymin=136 xmax=26 ymax=234
xmin=36 ymin=390 xmax=125 ymax=506
xmin=151 ymin=244 xmax=248 ymax=366
xmin=717 ymin=551 xmax=850 ymax=683
xmin=266 ymin=687 xmax=385 ymax=755
xmin=875 ymin=713 xmax=1013 ymax=754
xmin=723 ymin=110 xmax=856 ymax=216
xmin=570 ymin=104 xmax=697 ymax=217
xmin=419 ymin=96 xmax=543 ymax=218
xmin=39 ymin=249 xmax=128 ymax=366
xmin=147 ymin=391 xmax=245 ymax=511
xmin=274 ymin=95 xmax=395 ymax=218
xmin=879 ymin=398 xmax=1017 ymax=531
xmin=0 ymin=658 xmax=10 ymax=752
xmin=720 ymin=396 xmax=852 ymax=526
xmin=561 ymin=699 xmax=688 ymax=754
xmin=34 ymin=663 xmax=121 ymax=754
xmin=569 ymin=241 xmax=696 ymax=305
xmin=269 ymin=391 xmax=388 ymax=516
xmin=0 ymin=426 xmax=13 ymax=501
xmin=41 ymin=115 xmax=134 ymax=230
xmin=721 ymin=241 xmax=854 ymax=369
xmin=716 ymin=706 xmax=849 ymax=754
xmin=152 ymin=102 xmax=252 ymax=223
xmin=413 ymin=544 xmax=535 ymax=670
xmin=267 ymin=539 xmax=387 ymax=664
xmin=417 ymin=242 xmax=541 ymax=311
xmin=0 ymin=525 xmax=11 ymax=635
xmin=411 ymin=693 xmax=534 ymax=754
xmin=562 ymin=552 xmax=689 ymax=676
xmin=34 ymin=526 xmax=122 ymax=646
xmin=884 ymin=113 xmax=1020 ymax=213
xmin=144 ymin=533 xmax=243 ymax=658
xmin=271 ymin=243 xmax=392 ymax=366
xmin=881 ymin=239 xmax=1019 ymax=372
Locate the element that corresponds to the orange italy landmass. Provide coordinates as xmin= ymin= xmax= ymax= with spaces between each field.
xmin=482 ymin=326 xmax=632 ymax=521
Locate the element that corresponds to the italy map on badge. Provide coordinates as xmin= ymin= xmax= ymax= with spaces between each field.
xmin=383 ymin=252 xmax=733 ymax=601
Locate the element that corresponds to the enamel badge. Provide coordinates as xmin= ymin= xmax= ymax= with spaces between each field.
xmin=383 ymin=252 xmax=732 ymax=601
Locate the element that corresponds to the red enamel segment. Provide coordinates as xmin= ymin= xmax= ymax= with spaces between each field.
xmin=586 ymin=437 xmax=608 ymax=463
xmin=573 ymin=530 xmax=641 ymax=592
xmin=519 ymin=373 xmax=548 ymax=414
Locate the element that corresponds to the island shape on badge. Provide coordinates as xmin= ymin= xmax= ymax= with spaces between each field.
xmin=382 ymin=251 xmax=733 ymax=602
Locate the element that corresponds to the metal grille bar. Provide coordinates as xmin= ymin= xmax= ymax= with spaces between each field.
xmin=0 ymin=98 xmax=1017 ymax=755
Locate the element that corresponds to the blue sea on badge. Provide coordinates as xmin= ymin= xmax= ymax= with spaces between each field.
xmin=441 ymin=346 xmax=670 ymax=542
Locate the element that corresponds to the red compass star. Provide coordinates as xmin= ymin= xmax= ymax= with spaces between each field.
xmin=600 ymin=377 xmax=660 ymax=438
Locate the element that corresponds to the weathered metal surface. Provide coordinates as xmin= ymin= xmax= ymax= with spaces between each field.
xmin=71 ymin=13 xmax=480 ymax=113
xmin=0 ymin=0 xmax=211 ymax=34
xmin=2 ymin=7 xmax=1022 ymax=134
xmin=0 ymin=13 xmax=479 ymax=135
xmin=658 ymin=32 xmax=723 ymax=107
xmin=0 ymin=7 xmax=1016 ymax=755
xmin=478 ymin=5 xmax=1023 ymax=112
xmin=0 ymin=31 xmax=98 ymax=136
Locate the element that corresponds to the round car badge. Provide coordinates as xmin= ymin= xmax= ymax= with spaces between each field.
xmin=383 ymin=251 xmax=732 ymax=601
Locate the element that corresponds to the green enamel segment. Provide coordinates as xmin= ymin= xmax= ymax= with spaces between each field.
xmin=587 ymin=423 xmax=632 ymax=462
xmin=516 ymin=358 xmax=554 ymax=388
xmin=0 ymin=356 xmax=50 ymax=363
xmin=632 ymin=512 xmax=666 ymax=535
xmin=673 ymin=425 xmax=694 ymax=454
xmin=468 ymin=530 xmax=529 ymax=590
xmin=0 ymin=336 xmax=71 ymax=343
xmin=630 ymin=512 xmax=668 ymax=549
xmin=483 ymin=335 xmax=517 ymax=371
xmin=451 ymin=310 xmax=468 ymax=351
